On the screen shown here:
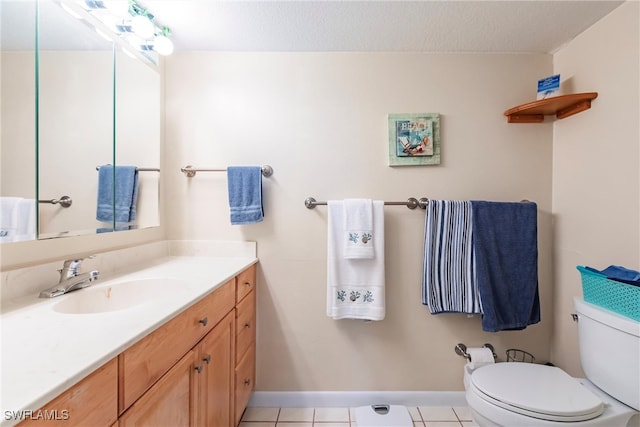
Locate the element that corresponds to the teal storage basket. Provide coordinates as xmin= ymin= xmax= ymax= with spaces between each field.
xmin=577 ymin=266 xmax=640 ymax=321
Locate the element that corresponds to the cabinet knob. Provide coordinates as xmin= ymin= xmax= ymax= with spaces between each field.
xmin=243 ymin=281 xmax=252 ymax=287
xmin=244 ymin=378 xmax=251 ymax=386
xmin=194 ymin=365 xmax=203 ymax=374
xmin=203 ymin=355 xmax=211 ymax=364
xmin=244 ymin=322 xmax=251 ymax=329
xmin=199 ymin=317 xmax=208 ymax=326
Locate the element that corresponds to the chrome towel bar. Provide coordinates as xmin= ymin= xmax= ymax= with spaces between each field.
xmin=95 ymin=166 xmax=160 ymax=172
xmin=181 ymin=165 xmax=273 ymax=178
xmin=305 ymin=197 xmax=428 ymax=210
xmin=38 ymin=196 xmax=72 ymax=208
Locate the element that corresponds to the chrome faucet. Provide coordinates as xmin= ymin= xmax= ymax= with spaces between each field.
xmin=39 ymin=257 xmax=100 ymax=298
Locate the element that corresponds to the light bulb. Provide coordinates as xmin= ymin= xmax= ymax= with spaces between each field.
xmin=154 ymin=35 xmax=174 ymax=55
xmin=131 ymin=15 xmax=154 ymax=39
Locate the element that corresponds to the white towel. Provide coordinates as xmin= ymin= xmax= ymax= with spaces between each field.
xmin=327 ymin=200 xmax=385 ymax=320
xmin=14 ymin=198 xmax=36 ymax=241
xmin=1 ymin=197 xmax=22 ymax=242
xmin=343 ymin=198 xmax=374 ymax=259
xmin=0 ymin=197 xmax=35 ymax=242
xmin=422 ymin=200 xmax=482 ymax=314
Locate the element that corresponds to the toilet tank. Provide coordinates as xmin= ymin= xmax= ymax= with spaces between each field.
xmin=574 ymin=297 xmax=640 ymax=411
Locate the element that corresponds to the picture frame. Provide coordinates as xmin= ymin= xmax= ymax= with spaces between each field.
xmin=388 ymin=113 xmax=440 ymax=166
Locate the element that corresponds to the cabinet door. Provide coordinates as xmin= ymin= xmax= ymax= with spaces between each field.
xmin=17 ymin=358 xmax=118 ymax=427
xmin=197 ymin=311 xmax=235 ymax=427
xmin=119 ymin=350 xmax=197 ymax=427
xmin=234 ymin=343 xmax=255 ymax=426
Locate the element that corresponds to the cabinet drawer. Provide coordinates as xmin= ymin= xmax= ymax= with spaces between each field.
xmin=119 ymin=279 xmax=235 ymax=411
xmin=235 ymin=289 xmax=256 ymax=363
xmin=236 ymin=265 xmax=256 ymax=303
xmin=234 ymin=343 xmax=256 ymax=425
xmin=18 ymin=358 xmax=117 ymax=427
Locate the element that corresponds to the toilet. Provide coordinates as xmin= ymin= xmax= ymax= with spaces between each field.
xmin=464 ymin=298 xmax=640 ymax=426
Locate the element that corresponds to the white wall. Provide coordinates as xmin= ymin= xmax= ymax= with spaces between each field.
xmin=165 ymin=52 xmax=554 ymax=391
xmin=551 ymin=1 xmax=640 ymax=375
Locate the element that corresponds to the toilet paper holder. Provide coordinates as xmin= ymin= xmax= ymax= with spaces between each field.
xmin=454 ymin=343 xmax=497 ymax=361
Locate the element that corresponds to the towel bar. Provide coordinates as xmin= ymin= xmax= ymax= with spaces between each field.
xmin=95 ymin=166 xmax=160 ymax=172
xmin=181 ymin=165 xmax=274 ymax=178
xmin=39 ymin=196 xmax=72 ymax=208
xmin=305 ymin=197 xmax=428 ymax=210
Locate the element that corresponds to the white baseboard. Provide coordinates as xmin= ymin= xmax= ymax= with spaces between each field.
xmin=248 ymin=391 xmax=468 ymax=408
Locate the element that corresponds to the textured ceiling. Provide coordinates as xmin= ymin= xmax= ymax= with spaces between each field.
xmin=145 ymin=0 xmax=625 ymax=54
xmin=0 ymin=1 xmax=625 ymax=54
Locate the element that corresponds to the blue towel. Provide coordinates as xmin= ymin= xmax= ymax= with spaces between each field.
xmin=586 ymin=265 xmax=640 ymax=287
xmin=471 ymin=201 xmax=540 ymax=332
xmin=422 ymin=200 xmax=482 ymax=314
xmin=227 ymin=166 xmax=264 ymax=225
xmin=96 ymin=165 xmax=139 ymax=223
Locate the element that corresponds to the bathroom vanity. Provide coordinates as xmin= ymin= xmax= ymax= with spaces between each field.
xmin=1 ymin=252 xmax=257 ymax=427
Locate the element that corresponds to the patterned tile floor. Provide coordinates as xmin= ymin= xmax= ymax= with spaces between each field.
xmin=239 ymin=406 xmax=478 ymax=426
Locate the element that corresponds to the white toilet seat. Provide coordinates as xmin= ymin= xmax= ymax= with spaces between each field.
xmin=470 ymin=364 xmax=604 ymax=422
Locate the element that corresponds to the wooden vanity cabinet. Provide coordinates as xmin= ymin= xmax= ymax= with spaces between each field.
xmin=18 ymin=264 xmax=256 ymax=427
xmin=120 ymin=264 xmax=256 ymax=426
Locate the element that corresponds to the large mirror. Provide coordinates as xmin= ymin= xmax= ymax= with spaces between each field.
xmin=0 ymin=0 xmax=160 ymax=242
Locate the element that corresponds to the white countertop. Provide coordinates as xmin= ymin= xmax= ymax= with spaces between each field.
xmin=0 ymin=255 xmax=257 ymax=426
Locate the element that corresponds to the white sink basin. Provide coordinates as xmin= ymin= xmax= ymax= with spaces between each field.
xmin=52 ymin=278 xmax=188 ymax=314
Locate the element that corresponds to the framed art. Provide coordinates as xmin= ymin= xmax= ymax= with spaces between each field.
xmin=388 ymin=113 xmax=440 ymax=166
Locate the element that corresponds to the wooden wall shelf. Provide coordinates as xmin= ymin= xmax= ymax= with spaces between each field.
xmin=504 ymin=92 xmax=598 ymax=123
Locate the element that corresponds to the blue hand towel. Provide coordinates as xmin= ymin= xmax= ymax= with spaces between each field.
xmin=471 ymin=201 xmax=540 ymax=332
xmin=227 ymin=166 xmax=263 ymax=225
xmin=96 ymin=165 xmax=139 ymax=223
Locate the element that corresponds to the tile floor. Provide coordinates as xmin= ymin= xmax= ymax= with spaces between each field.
xmin=239 ymin=406 xmax=478 ymax=426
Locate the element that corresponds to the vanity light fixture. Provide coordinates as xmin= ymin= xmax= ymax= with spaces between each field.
xmin=60 ymin=0 xmax=174 ymax=62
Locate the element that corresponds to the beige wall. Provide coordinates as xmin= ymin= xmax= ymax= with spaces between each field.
xmin=550 ymin=1 xmax=640 ymax=375
xmin=1 ymin=52 xmax=36 ymax=199
xmin=165 ymin=52 xmax=554 ymax=391
xmin=38 ymin=51 xmax=113 ymax=236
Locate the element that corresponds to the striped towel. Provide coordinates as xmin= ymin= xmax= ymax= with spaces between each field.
xmin=422 ymin=200 xmax=482 ymax=314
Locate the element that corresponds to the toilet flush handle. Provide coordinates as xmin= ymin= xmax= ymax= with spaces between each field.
xmin=571 ymin=313 xmax=579 ymax=322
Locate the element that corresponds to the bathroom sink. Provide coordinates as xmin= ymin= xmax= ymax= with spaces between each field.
xmin=52 ymin=277 xmax=188 ymax=314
